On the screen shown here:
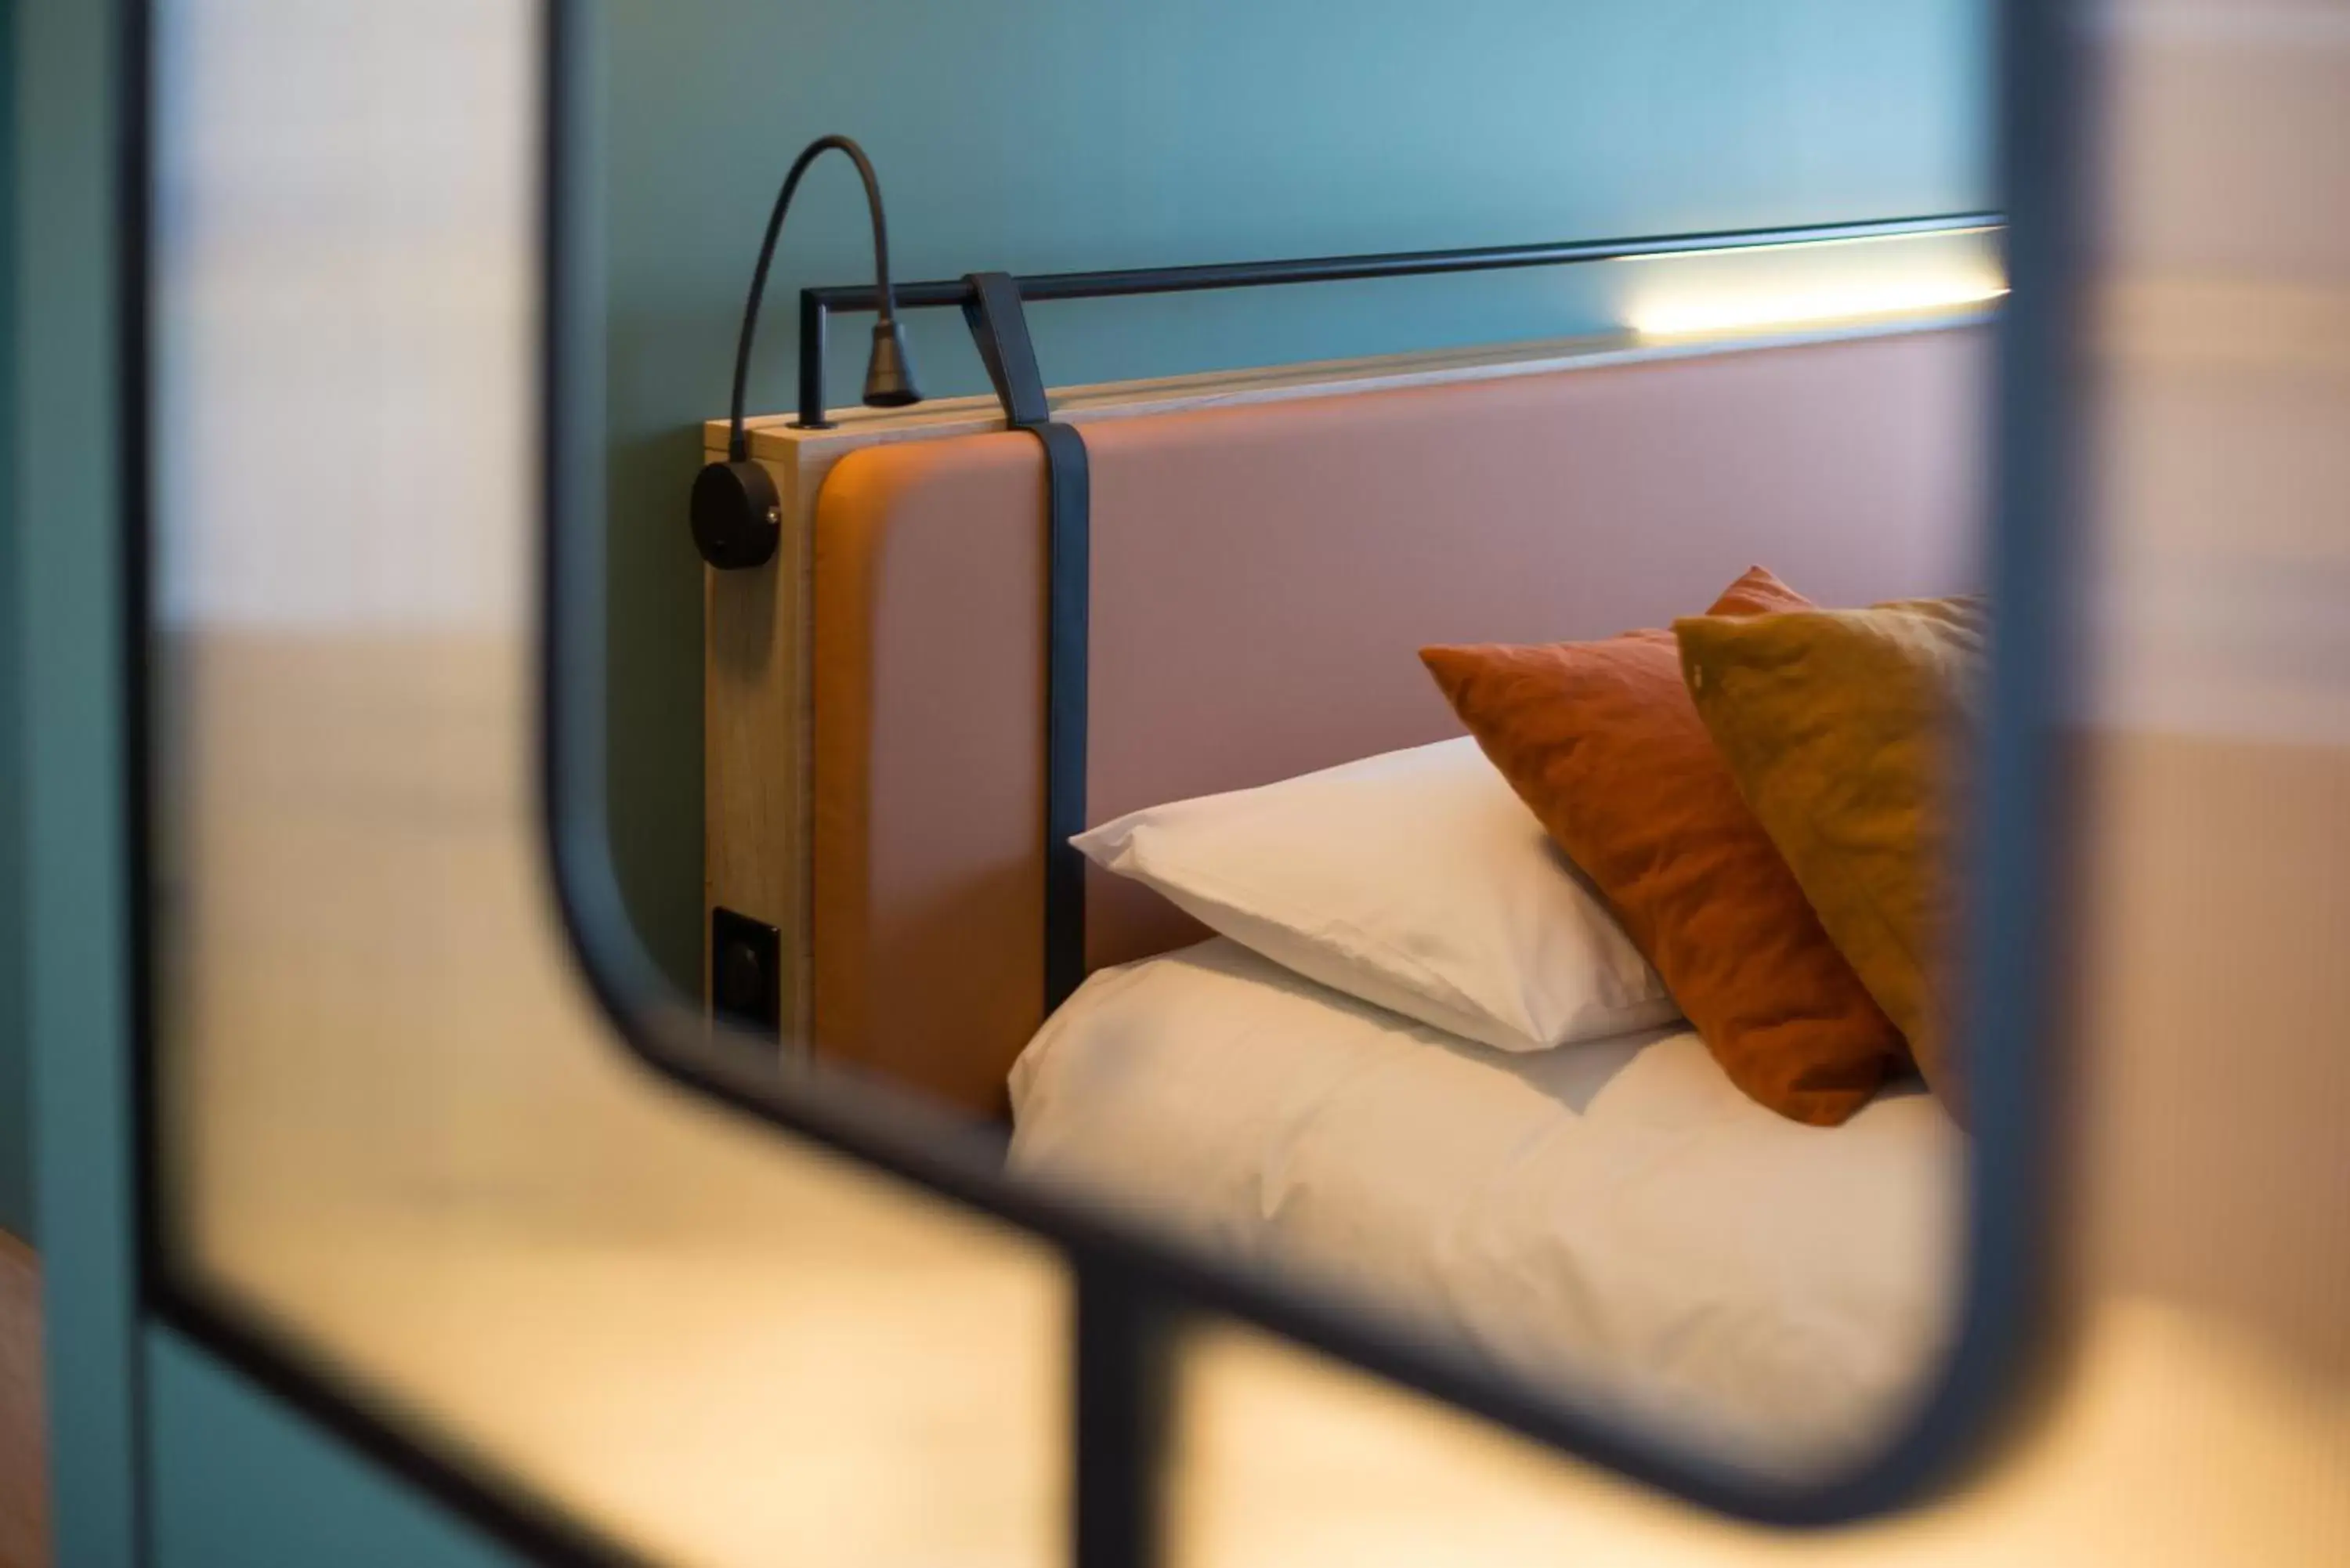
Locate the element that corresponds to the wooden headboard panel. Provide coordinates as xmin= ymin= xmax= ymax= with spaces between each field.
xmin=786 ymin=326 xmax=1987 ymax=1114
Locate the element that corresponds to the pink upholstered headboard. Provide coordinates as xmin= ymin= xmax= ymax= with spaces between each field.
xmin=808 ymin=327 xmax=1987 ymax=1113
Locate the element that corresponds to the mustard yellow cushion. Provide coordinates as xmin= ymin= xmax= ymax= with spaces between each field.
xmin=1672 ymin=597 xmax=1983 ymax=1112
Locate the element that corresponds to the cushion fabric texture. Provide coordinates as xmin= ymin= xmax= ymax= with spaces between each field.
xmin=1420 ymin=568 xmax=1909 ymax=1125
xmin=1674 ymin=595 xmax=1984 ymax=1113
xmin=1070 ymin=737 xmax=1681 ymax=1055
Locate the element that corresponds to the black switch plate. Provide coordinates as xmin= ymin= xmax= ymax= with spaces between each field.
xmin=710 ymin=905 xmax=782 ymax=1038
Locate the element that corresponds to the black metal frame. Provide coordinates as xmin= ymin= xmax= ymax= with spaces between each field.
xmin=792 ymin=211 xmax=2001 ymax=428
xmin=120 ymin=0 xmax=2092 ymax=1564
xmin=565 ymin=177 xmax=2064 ymax=1548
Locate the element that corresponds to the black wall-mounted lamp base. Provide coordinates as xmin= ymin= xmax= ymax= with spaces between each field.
xmin=689 ymin=459 xmax=783 ymax=570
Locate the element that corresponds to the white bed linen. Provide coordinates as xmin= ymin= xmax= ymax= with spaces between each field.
xmin=1009 ymin=938 xmax=1964 ymax=1468
xmin=1072 ymin=737 xmax=1678 ymax=1053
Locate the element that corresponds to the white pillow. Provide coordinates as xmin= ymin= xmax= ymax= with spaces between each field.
xmin=1071 ymin=737 xmax=1679 ymax=1052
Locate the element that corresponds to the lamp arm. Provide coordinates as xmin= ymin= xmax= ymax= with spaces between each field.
xmin=725 ymin=134 xmax=901 ymax=461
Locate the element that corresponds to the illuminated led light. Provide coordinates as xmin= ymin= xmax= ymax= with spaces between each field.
xmin=1627 ymin=276 xmax=2008 ymax=338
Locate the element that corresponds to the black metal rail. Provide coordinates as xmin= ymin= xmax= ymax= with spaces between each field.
xmin=791 ymin=209 xmax=2001 ymax=427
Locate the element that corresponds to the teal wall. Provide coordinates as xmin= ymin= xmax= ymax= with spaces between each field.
xmin=16 ymin=0 xmax=143 ymax=1555
xmin=606 ymin=1 xmax=1994 ymax=986
xmin=0 ymin=0 xmax=29 ymax=1242
xmin=150 ymin=1331 xmax=522 ymax=1568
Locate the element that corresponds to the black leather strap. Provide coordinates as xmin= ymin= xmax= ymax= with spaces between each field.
xmin=963 ymin=272 xmax=1091 ymax=1013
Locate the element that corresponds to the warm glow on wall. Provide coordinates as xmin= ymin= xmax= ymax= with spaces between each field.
xmin=1627 ymin=272 xmax=2008 ymax=338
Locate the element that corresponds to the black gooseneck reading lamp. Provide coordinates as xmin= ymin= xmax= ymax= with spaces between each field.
xmin=691 ymin=134 xmax=920 ymax=570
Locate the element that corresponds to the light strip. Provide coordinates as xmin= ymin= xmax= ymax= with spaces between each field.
xmin=1628 ymin=276 xmax=2009 ymax=338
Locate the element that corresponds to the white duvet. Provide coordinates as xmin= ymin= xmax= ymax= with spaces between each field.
xmin=1009 ymin=938 xmax=1965 ymax=1468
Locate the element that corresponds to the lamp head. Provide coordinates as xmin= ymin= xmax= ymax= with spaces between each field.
xmin=862 ymin=317 xmax=920 ymax=408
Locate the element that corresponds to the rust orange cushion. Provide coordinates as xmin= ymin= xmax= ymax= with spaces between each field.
xmin=1674 ymin=595 xmax=1983 ymax=1114
xmin=1420 ymin=568 xmax=1908 ymax=1125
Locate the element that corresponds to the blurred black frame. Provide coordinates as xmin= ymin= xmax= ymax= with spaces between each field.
xmin=124 ymin=1 xmax=2095 ymax=1563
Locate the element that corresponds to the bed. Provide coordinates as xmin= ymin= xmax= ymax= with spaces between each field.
xmin=707 ymin=314 xmax=1987 ymax=1458
xmin=1011 ymin=936 xmax=1961 ymax=1465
